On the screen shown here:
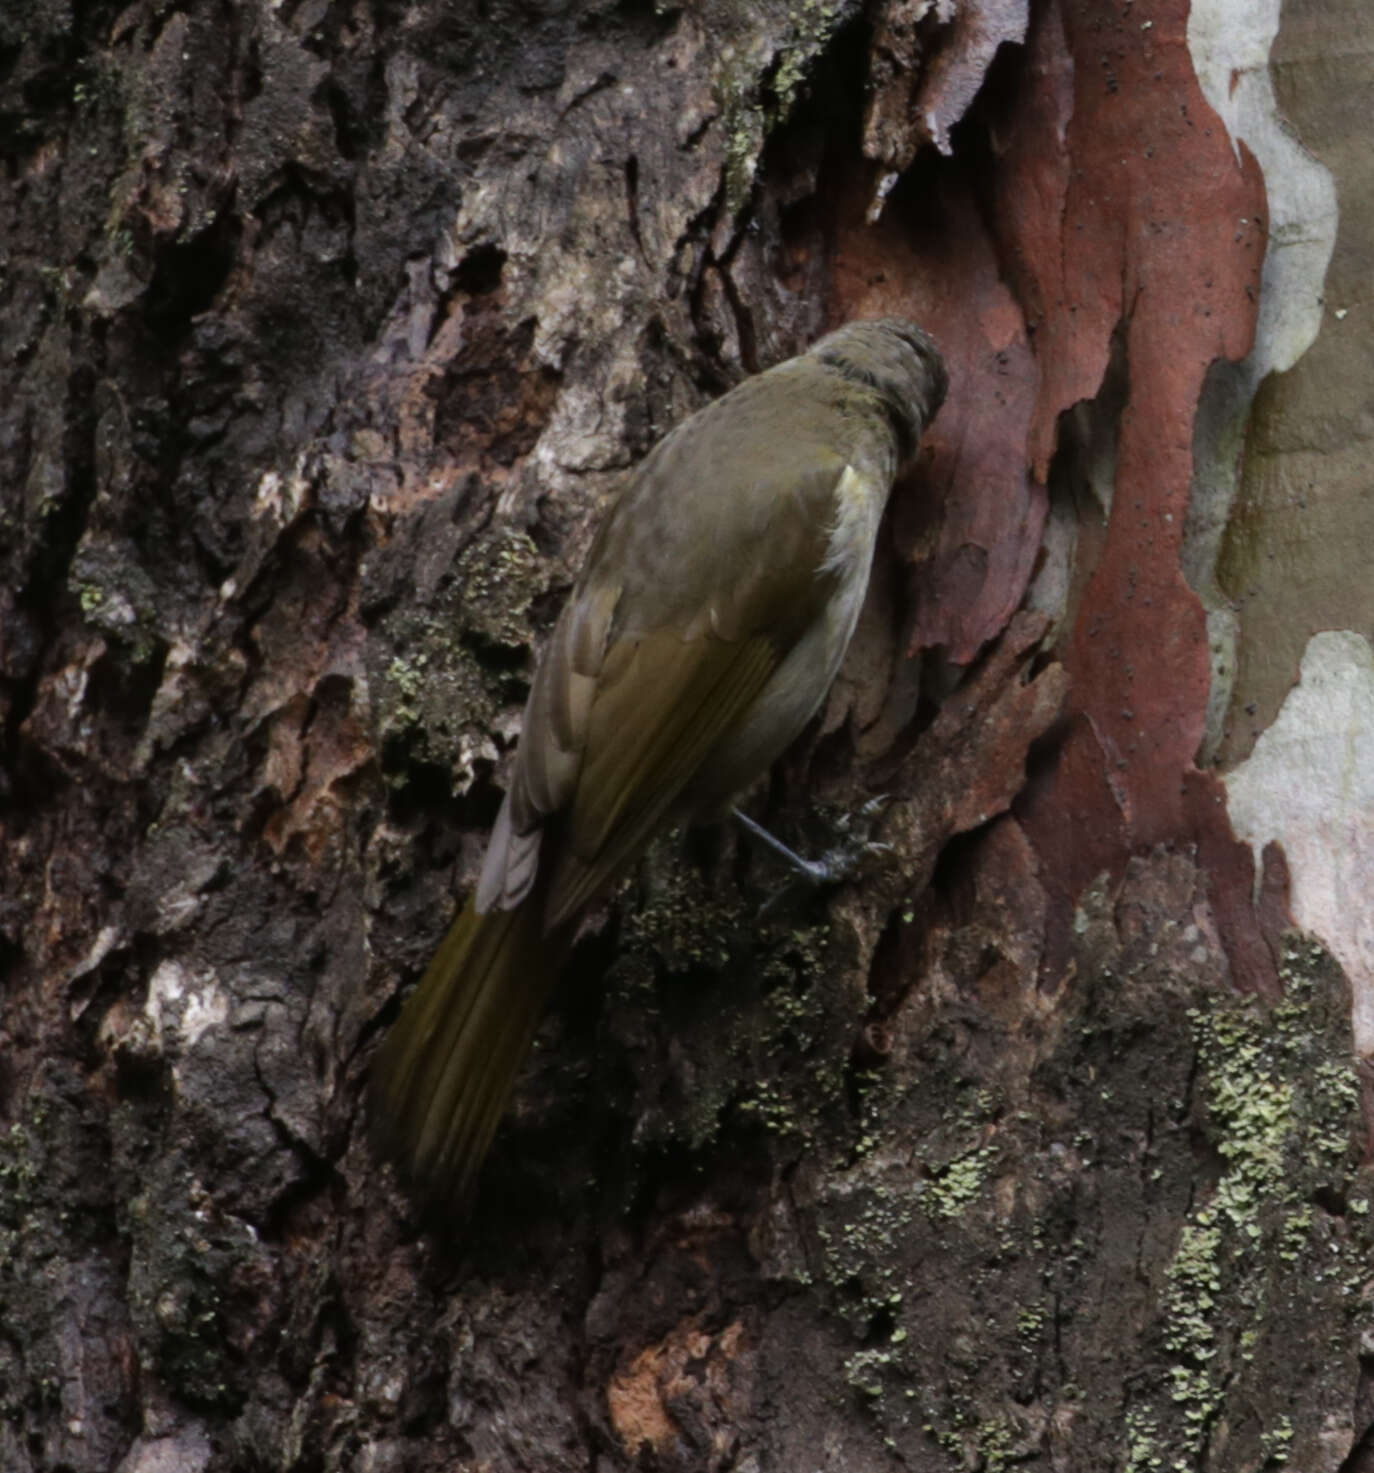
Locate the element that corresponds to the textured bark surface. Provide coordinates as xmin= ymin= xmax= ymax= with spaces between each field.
xmin=0 ymin=1 xmax=1368 ymax=1471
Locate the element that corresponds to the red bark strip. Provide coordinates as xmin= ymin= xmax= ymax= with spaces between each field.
xmin=1007 ymin=0 xmax=1267 ymax=980
xmin=831 ymin=174 xmax=1047 ymax=666
xmin=835 ymin=0 xmax=1272 ymax=993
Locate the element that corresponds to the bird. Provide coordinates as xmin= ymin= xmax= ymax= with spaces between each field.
xmin=370 ymin=318 xmax=948 ymax=1204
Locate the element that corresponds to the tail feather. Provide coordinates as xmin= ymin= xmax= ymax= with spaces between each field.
xmin=371 ymin=891 xmax=572 ymax=1204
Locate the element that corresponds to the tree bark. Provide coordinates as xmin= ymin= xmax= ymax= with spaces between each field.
xmin=1 ymin=0 xmax=1368 ymax=1470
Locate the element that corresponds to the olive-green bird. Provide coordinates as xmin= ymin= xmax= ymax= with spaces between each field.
xmin=371 ymin=318 xmax=947 ymax=1203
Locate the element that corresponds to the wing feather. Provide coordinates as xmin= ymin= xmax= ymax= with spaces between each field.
xmin=544 ymin=631 xmax=779 ymax=927
xmin=478 ymin=583 xmax=620 ymax=910
xmin=482 ymin=456 xmax=851 ymax=925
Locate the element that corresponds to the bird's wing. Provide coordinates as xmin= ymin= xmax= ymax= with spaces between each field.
xmin=475 ymin=580 xmax=621 ymax=913
xmin=480 ymin=444 xmax=855 ymax=927
xmin=544 ymin=626 xmax=782 ymax=926
xmin=540 ymin=459 xmax=853 ymax=929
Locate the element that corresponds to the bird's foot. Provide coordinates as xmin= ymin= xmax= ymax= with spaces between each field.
xmin=732 ymin=797 xmax=892 ymax=916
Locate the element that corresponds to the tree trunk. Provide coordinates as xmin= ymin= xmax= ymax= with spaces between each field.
xmin=1 ymin=0 xmax=1369 ymax=1470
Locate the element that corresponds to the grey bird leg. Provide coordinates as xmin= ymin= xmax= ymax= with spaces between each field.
xmin=732 ymin=807 xmax=836 ymax=885
xmin=732 ymin=798 xmax=892 ymax=914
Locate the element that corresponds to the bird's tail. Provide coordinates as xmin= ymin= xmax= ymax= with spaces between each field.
xmin=370 ymin=891 xmax=572 ymax=1205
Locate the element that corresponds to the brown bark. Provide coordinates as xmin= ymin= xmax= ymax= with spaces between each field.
xmin=0 ymin=1 xmax=1366 ymax=1470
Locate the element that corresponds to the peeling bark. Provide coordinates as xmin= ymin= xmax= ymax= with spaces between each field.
xmin=1 ymin=0 xmax=1368 ymax=1470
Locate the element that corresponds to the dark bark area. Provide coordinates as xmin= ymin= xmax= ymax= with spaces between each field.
xmin=1 ymin=1 xmax=1367 ymax=1470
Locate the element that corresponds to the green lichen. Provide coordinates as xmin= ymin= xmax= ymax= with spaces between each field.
xmin=450 ymin=528 xmax=542 ymax=650
xmin=1124 ymin=1408 xmax=1165 ymax=1473
xmin=922 ymin=1143 xmax=998 ymax=1221
xmin=714 ymin=57 xmax=764 ymax=216
xmin=1259 ymin=1413 xmax=1294 ymax=1465
xmin=975 ymin=1415 xmax=1019 ymax=1473
xmin=375 ymin=525 xmax=544 ymax=786
xmin=843 ymin=1346 xmax=894 ymax=1401
xmin=712 ymin=0 xmax=848 ymax=214
xmin=812 ymin=923 xmax=1362 ymax=1472
xmin=613 ymin=836 xmax=851 ymax=1154
xmin=771 ymin=0 xmax=845 ymax=117
xmin=619 ymin=858 xmax=742 ymax=979
xmin=1014 ymin=1302 xmax=1046 ymax=1343
xmin=1145 ymin=936 xmax=1361 ymax=1466
xmin=801 ymin=1072 xmax=1014 ymax=1452
xmin=385 ymin=652 xmax=426 ymax=703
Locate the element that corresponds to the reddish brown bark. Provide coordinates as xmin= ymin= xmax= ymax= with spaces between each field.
xmin=0 ymin=1 xmax=1364 ymax=1469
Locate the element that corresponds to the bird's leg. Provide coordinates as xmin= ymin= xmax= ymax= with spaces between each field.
xmin=732 ymin=807 xmax=835 ymax=885
xmin=732 ymin=796 xmax=892 ymax=914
